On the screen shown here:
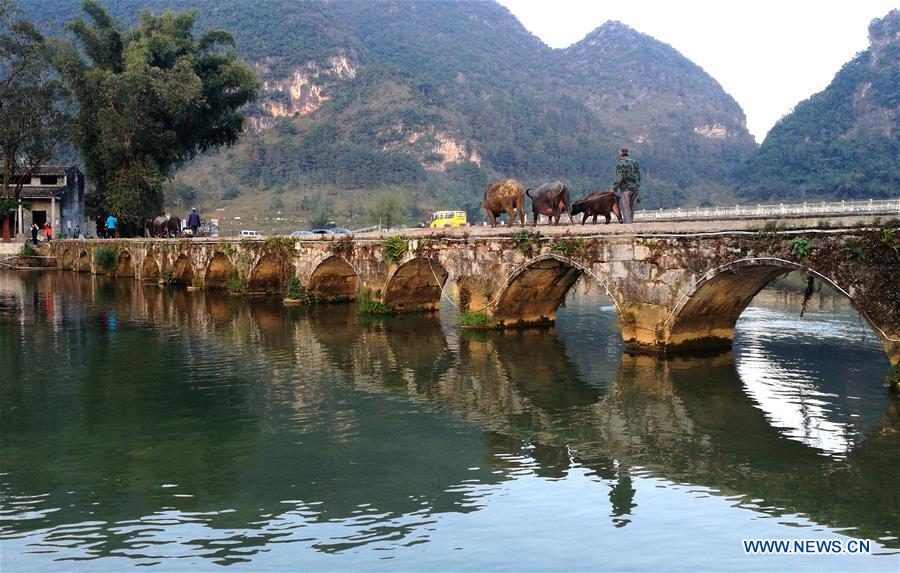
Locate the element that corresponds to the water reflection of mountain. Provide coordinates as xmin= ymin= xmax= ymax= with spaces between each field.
xmin=1 ymin=270 xmax=898 ymax=563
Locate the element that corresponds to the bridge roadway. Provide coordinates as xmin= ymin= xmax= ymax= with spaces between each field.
xmin=49 ymin=215 xmax=900 ymax=377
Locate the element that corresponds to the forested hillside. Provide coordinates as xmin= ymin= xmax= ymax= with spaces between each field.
xmin=736 ymin=10 xmax=899 ymax=202
xmin=16 ymin=1 xmax=897 ymax=229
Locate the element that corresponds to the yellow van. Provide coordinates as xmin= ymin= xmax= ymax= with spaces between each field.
xmin=429 ymin=210 xmax=467 ymax=228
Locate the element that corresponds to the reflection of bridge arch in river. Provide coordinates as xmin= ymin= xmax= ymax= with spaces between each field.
xmin=308 ymin=302 xmax=898 ymax=542
xmin=3 ymin=271 xmax=896 ymax=548
xmin=321 ymin=319 xmax=898 ymax=545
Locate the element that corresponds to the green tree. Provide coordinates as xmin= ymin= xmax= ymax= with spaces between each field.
xmin=366 ymin=187 xmax=414 ymax=229
xmin=304 ymin=191 xmax=332 ymax=228
xmin=55 ymin=0 xmax=257 ymax=226
xmin=0 ymin=0 xmax=71 ymax=241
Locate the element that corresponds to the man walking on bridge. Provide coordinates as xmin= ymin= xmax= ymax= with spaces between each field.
xmin=187 ymin=208 xmax=201 ymax=238
xmin=612 ymin=148 xmax=641 ymax=224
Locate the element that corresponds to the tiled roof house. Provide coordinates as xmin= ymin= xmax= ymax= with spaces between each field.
xmin=9 ymin=164 xmax=85 ymax=237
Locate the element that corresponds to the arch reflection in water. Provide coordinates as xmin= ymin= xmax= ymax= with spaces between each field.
xmin=733 ymin=274 xmax=893 ymax=455
xmin=0 ymin=270 xmax=897 ymax=570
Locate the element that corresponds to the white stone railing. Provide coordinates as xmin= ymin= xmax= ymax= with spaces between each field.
xmin=634 ymin=198 xmax=900 ymax=222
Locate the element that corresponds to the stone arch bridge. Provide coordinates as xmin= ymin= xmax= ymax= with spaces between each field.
xmin=51 ymin=225 xmax=900 ymax=368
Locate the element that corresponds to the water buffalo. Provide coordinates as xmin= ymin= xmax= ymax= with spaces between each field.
xmin=146 ymin=216 xmax=166 ymax=237
xmin=526 ymin=182 xmax=573 ymax=227
xmin=164 ymin=216 xmax=182 ymax=237
xmin=146 ymin=216 xmax=183 ymax=238
xmin=571 ymin=191 xmax=622 ymax=225
xmin=483 ymin=179 xmax=526 ymax=227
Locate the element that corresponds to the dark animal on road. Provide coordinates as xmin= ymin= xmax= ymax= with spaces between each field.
xmin=146 ymin=216 xmax=182 ymax=238
xmin=147 ymin=216 xmax=167 ymax=237
xmin=164 ymin=216 xmax=182 ymax=238
xmin=483 ymin=179 xmax=526 ymax=227
xmin=571 ymin=191 xmax=622 ymax=225
xmin=526 ymin=182 xmax=573 ymax=227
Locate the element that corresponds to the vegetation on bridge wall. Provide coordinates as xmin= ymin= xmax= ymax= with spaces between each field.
xmin=381 ymin=236 xmax=409 ymax=264
xmin=92 ymin=246 xmax=118 ymax=273
xmin=510 ymin=230 xmax=542 ymax=258
xmin=284 ymin=276 xmax=322 ymax=304
xmin=549 ymin=237 xmax=590 ymax=261
xmin=799 ymin=226 xmax=900 ymax=328
xmin=638 ymin=224 xmax=899 ymax=332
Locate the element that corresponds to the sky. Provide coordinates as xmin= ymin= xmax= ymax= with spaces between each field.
xmin=496 ymin=0 xmax=897 ymax=143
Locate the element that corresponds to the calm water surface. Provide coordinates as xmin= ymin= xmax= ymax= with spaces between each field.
xmin=1 ymin=270 xmax=898 ymax=571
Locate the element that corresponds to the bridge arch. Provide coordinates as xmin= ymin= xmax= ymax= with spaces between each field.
xmin=171 ymin=254 xmax=194 ymax=285
xmin=141 ymin=255 xmax=161 ymax=281
xmin=383 ymin=257 xmax=448 ymax=311
xmin=115 ymin=250 xmax=134 ymax=278
xmin=248 ymin=253 xmax=285 ymax=294
xmin=662 ymin=258 xmax=898 ymax=364
xmin=205 ymin=252 xmax=236 ymax=289
xmin=58 ymin=247 xmax=75 ymax=270
xmin=490 ymin=254 xmax=584 ymax=326
xmin=308 ymin=255 xmax=359 ymax=301
xmin=75 ymin=250 xmax=90 ymax=273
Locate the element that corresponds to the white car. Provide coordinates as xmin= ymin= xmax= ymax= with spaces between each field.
xmin=239 ymin=230 xmax=262 ymax=238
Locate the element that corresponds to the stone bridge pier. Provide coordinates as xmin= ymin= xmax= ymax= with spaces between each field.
xmin=51 ymin=227 xmax=900 ymax=375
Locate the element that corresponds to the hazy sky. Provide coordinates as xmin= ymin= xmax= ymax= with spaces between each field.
xmin=496 ymin=0 xmax=897 ymax=142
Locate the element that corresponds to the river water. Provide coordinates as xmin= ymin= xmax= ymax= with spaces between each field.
xmin=1 ymin=270 xmax=898 ymax=572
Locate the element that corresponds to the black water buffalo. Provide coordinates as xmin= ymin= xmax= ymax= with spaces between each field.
xmin=483 ymin=179 xmax=526 ymax=227
xmin=571 ymin=191 xmax=622 ymax=225
xmin=526 ymin=182 xmax=573 ymax=227
xmin=164 ymin=216 xmax=182 ymax=237
xmin=146 ymin=216 xmax=183 ymax=238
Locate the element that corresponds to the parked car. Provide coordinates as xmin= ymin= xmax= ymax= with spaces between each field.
xmin=290 ymin=230 xmax=313 ymax=237
xmin=239 ymin=230 xmax=262 ymax=238
xmin=329 ymin=228 xmax=352 ymax=234
xmin=310 ymin=229 xmax=330 ymax=234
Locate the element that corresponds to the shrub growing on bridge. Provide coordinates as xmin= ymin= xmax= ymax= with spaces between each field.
xmin=284 ymin=276 xmax=322 ymax=304
xmin=460 ymin=311 xmax=493 ymax=328
xmin=92 ymin=246 xmax=117 ymax=272
xmin=790 ymin=236 xmax=812 ymax=258
xmin=382 ymin=236 xmax=408 ymax=264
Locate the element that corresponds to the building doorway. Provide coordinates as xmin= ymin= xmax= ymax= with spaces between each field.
xmin=32 ymin=210 xmax=47 ymax=228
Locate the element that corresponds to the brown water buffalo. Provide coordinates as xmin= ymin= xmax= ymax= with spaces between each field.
xmin=526 ymin=182 xmax=573 ymax=227
xmin=571 ymin=191 xmax=622 ymax=225
xmin=483 ymin=179 xmax=526 ymax=227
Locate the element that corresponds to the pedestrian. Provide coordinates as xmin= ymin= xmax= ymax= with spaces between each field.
xmin=612 ymin=148 xmax=641 ymax=224
xmin=73 ymin=225 xmax=81 ymax=239
xmin=187 ymin=207 xmax=201 ymax=238
xmin=30 ymin=222 xmax=39 ymax=245
xmin=95 ymin=213 xmax=106 ymax=239
xmin=106 ymin=213 xmax=118 ymax=238
xmin=43 ymin=222 xmax=52 ymax=242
